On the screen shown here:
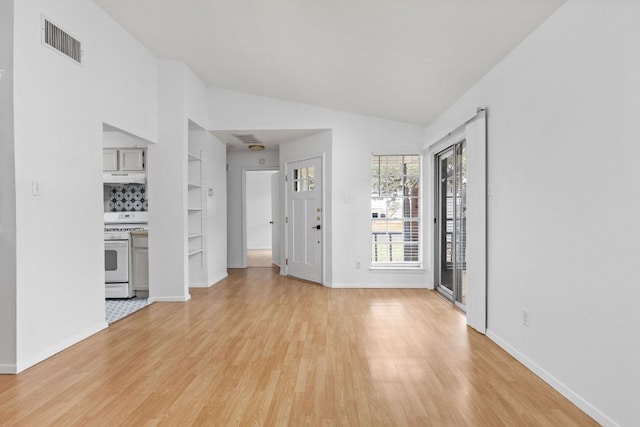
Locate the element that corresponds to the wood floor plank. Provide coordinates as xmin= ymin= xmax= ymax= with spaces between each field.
xmin=0 ymin=267 xmax=598 ymax=426
xmin=247 ymin=249 xmax=274 ymax=267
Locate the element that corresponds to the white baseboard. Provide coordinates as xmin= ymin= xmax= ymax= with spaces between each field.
xmin=486 ymin=329 xmax=619 ymax=427
xmin=189 ymin=272 xmax=229 ymax=288
xmin=148 ymin=294 xmax=191 ymax=303
xmin=209 ymin=272 xmax=228 ymax=286
xmin=189 ymin=282 xmax=210 ymax=288
xmin=326 ymin=282 xmax=428 ymax=289
xmin=0 ymin=364 xmax=17 ymax=374
xmin=15 ymin=321 xmax=108 ymax=374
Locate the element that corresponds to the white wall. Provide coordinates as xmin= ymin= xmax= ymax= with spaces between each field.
xmin=246 ymin=171 xmax=277 ymax=250
xmin=10 ymin=0 xmax=158 ymax=372
xmin=226 ymin=150 xmax=280 ymax=268
xmin=149 ymin=61 xmax=227 ymax=297
xmin=103 ymin=126 xmax=153 ymax=148
xmin=204 ymin=133 xmax=228 ymax=285
xmin=0 ymin=0 xmax=17 ymax=372
xmin=148 ymin=60 xmax=189 ymax=301
xmin=186 ymin=121 xmax=228 ymax=287
xmin=279 ymin=130 xmax=333 ymax=282
xmin=424 ymin=1 xmax=640 ymax=425
xmin=209 ymin=89 xmax=427 ymax=287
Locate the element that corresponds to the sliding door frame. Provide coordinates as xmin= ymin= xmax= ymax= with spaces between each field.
xmin=424 ymin=108 xmax=487 ymax=334
xmin=435 ymin=141 xmax=467 ymax=311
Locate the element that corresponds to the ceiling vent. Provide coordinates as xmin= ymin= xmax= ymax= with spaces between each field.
xmin=233 ymin=134 xmax=263 ymax=145
xmin=42 ymin=16 xmax=82 ymax=65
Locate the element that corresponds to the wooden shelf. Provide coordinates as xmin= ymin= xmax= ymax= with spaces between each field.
xmin=188 ymin=207 xmax=203 ymax=212
xmin=188 ymin=183 xmax=202 ymax=189
xmin=188 ymin=249 xmax=204 ymax=256
xmin=188 ymin=233 xmax=203 ymax=239
xmin=188 ymin=153 xmax=202 ymax=161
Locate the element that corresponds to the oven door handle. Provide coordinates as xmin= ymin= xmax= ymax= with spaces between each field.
xmin=105 ymin=240 xmax=128 ymax=248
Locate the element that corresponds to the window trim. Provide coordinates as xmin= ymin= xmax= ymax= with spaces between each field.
xmin=370 ymin=153 xmax=422 ymax=268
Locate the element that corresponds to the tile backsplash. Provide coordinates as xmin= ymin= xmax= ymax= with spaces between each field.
xmin=104 ymin=184 xmax=148 ymax=212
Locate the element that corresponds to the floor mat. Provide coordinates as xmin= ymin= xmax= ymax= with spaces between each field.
xmin=105 ymin=297 xmax=150 ymax=324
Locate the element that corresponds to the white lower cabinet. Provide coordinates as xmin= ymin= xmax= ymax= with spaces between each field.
xmin=132 ymin=234 xmax=149 ymax=292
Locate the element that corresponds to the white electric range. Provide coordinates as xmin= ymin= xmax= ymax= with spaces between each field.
xmin=104 ymin=212 xmax=148 ymax=298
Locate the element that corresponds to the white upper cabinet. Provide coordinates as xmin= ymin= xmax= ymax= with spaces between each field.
xmin=103 ymin=148 xmax=145 ymax=172
xmin=103 ymin=148 xmax=119 ymax=171
xmin=119 ymin=149 xmax=144 ymax=171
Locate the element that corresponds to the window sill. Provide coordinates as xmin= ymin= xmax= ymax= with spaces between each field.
xmin=369 ymin=266 xmax=425 ymax=273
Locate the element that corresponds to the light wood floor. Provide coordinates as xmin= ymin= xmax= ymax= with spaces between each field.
xmin=0 ymin=268 xmax=597 ymax=426
xmin=248 ymin=249 xmax=274 ymax=267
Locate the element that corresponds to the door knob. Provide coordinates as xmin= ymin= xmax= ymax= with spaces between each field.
xmin=269 ymin=221 xmax=274 ymax=224
xmin=311 ymin=225 xmax=321 ymax=230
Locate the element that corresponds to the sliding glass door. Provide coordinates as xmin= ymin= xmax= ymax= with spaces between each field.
xmin=435 ymin=141 xmax=467 ymax=310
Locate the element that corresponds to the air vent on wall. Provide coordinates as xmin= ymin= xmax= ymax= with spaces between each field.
xmin=233 ymin=134 xmax=263 ymax=145
xmin=42 ymin=16 xmax=82 ymax=65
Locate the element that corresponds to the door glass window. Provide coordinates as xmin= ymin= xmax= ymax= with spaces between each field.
xmin=293 ymin=167 xmax=315 ymax=192
xmin=436 ymin=141 xmax=467 ymax=309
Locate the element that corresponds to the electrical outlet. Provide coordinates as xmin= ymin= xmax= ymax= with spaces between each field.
xmin=522 ymin=309 xmax=530 ymax=326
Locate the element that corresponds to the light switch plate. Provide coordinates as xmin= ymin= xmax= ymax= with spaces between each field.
xmin=32 ymin=180 xmax=41 ymax=196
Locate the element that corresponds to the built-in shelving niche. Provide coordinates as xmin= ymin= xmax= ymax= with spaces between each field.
xmin=187 ymin=121 xmax=207 ymax=286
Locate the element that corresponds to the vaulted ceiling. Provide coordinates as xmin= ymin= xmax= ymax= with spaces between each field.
xmin=95 ymin=0 xmax=566 ymax=126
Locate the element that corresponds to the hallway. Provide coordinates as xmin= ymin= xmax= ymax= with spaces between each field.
xmin=0 ymin=268 xmax=596 ymax=426
xmin=247 ymin=249 xmax=274 ymax=267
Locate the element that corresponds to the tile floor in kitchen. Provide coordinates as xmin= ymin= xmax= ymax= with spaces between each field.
xmin=105 ymin=297 xmax=150 ymax=324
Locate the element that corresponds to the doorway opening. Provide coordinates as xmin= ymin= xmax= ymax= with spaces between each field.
xmin=435 ymin=140 xmax=467 ymax=311
xmin=245 ymin=170 xmax=278 ymax=267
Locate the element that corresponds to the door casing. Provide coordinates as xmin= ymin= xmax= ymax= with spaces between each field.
xmin=241 ymin=167 xmax=279 ymax=268
xmin=284 ymin=154 xmax=325 ymax=284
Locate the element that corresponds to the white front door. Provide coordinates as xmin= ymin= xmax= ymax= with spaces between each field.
xmin=286 ymin=157 xmax=322 ymax=283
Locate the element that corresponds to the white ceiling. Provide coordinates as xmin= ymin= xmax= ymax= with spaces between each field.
xmin=212 ymin=129 xmax=326 ymax=151
xmin=95 ymin=0 xmax=565 ymax=126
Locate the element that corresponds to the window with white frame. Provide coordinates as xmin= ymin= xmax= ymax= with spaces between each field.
xmin=371 ymin=154 xmax=420 ymax=266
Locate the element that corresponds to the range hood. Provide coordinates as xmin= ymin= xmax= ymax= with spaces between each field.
xmin=103 ymin=172 xmax=146 ymax=184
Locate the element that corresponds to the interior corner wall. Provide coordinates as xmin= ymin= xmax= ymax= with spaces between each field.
xmin=209 ymin=88 xmax=427 ymax=287
xmin=11 ymin=0 xmax=159 ymax=371
xmin=149 ymin=61 xmax=217 ymax=298
xmin=148 ymin=60 xmax=189 ymax=301
xmin=226 ymin=150 xmax=280 ymax=268
xmin=205 ymin=133 xmax=228 ymax=285
xmin=185 ymin=66 xmax=227 ymax=287
xmin=423 ymin=1 xmax=640 ymax=425
xmin=279 ymin=131 xmax=333 ymax=284
xmin=0 ymin=0 xmax=17 ymax=373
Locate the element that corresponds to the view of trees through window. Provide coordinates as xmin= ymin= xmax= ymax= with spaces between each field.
xmin=371 ymin=155 xmax=420 ymax=265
